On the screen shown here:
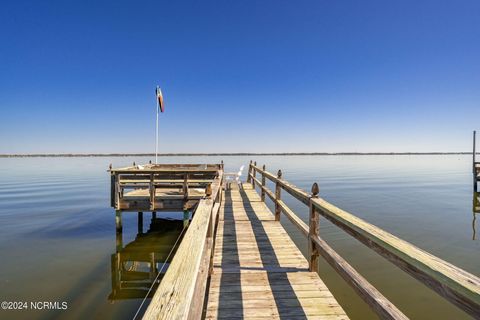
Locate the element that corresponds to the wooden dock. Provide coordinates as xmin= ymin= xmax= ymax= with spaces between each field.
xmin=205 ymin=183 xmax=347 ymax=319
xmin=109 ymin=161 xmax=480 ymax=319
xmin=474 ymin=130 xmax=479 ymax=191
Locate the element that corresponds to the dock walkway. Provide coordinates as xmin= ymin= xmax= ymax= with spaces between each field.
xmin=205 ymin=183 xmax=348 ymax=319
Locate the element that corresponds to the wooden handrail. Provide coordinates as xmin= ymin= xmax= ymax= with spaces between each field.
xmin=142 ymin=172 xmax=223 ymax=320
xmin=252 ymin=165 xmax=311 ymax=205
xmin=248 ymin=162 xmax=480 ymax=318
xmin=312 ymin=197 xmax=480 ymax=317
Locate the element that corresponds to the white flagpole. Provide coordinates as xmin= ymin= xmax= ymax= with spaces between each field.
xmin=155 ymin=94 xmax=159 ymax=164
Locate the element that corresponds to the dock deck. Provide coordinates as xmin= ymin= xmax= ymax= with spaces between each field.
xmin=206 ymin=183 xmax=347 ymax=319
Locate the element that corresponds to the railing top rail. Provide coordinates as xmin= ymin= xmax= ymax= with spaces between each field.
xmin=252 ymin=164 xmax=310 ymax=205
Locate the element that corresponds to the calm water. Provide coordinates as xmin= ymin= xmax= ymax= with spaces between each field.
xmin=0 ymin=155 xmax=478 ymax=319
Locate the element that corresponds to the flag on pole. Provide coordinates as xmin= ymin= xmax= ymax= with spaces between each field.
xmin=156 ymin=86 xmax=164 ymax=113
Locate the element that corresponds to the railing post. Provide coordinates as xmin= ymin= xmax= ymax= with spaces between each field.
xmin=149 ymin=173 xmax=154 ymax=210
xmin=183 ymin=173 xmax=189 ymax=200
xmin=309 ymin=182 xmax=320 ymax=272
xmin=247 ymin=160 xmax=252 ymax=183
xmin=261 ymin=165 xmax=266 ymax=201
xmin=252 ymin=161 xmax=257 ymax=189
xmin=109 ymin=164 xmax=115 ymax=207
xmin=275 ymin=170 xmax=282 ymax=221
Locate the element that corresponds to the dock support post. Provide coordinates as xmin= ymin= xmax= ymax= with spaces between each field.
xmin=247 ymin=160 xmax=252 ymax=183
xmin=474 ymin=131 xmax=477 ymax=191
xmin=261 ymin=165 xmax=266 ymax=201
xmin=149 ymin=173 xmax=155 ymax=211
xmin=109 ymin=164 xmax=115 ymax=207
xmin=138 ymin=212 xmax=143 ymax=234
xmin=115 ymin=229 xmax=123 ymax=253
xmin=252 ymin=161 xmax=257 ymax=189
xmin=183 ymin=209 xmax=190 ymax=228
xmin=309 ymin=183 xmax=320 ymax=272
xmin=150 ymin=252 xmax=156 ymax=281
xmin=152 ymin=212 xmax=156 ymax=219
xmin=115 ymin=210 xmax=122 ymax=232
xmin=275 ymin=170 xmax=282 ymax=221
xmin=474 ymin=130 xmax=476 ymax=174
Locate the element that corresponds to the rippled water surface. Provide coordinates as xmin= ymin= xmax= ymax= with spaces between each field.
xmin=0 ymin=156 xmax=478 ymax=319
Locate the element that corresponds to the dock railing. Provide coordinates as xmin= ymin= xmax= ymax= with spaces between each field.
xmin=142 ymin=170 xmax=223 ymax=320
xmin=248 ymin=161 xmax=480 ymax=319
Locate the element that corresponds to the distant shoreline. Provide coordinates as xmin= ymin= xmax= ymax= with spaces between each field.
xmin=0 ymin=152 xmax=473 ymax=158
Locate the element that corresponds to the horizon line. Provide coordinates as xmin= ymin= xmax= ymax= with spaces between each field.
xmin=0 ymin=152 xmax=475 ymax=158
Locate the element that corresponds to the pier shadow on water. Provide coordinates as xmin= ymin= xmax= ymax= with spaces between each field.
xmin=109 ymin=214 xmax=186 ymax=301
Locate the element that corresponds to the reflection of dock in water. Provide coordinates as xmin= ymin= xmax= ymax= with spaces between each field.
xmin=109 ymin=215 xmax=186 ymax=301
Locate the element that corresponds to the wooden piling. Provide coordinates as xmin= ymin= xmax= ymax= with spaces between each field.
xmin=115 ymin=210 xmax=122 ymax=232
xmin=247 ymin=160 xmax=252 ymax=183
xmin=309 ymin=182 xmax=320 ymax=272
xmin=138 ymin=212 xmax=143 ymax=234
xmin=261 ymin=165 xmax=266 ymax=201
xmin=252 ymin=161 xmax=257 ymax=189
xmin=274 ymin=169 xmax=282 ymax=221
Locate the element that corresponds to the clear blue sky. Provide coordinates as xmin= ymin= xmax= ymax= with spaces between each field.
xmin=1 ymin=0 xmax=479 ymax=153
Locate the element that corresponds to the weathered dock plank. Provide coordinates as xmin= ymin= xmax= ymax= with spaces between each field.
xmin=205 ymin=183 xmax=348 ymax=319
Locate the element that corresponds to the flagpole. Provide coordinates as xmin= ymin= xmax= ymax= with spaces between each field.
xmin=155 ymin=96 xmax=159 ymax=164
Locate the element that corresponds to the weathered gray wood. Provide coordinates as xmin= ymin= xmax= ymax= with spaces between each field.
xmin=247 ymin=164 xmax=480 ymax=318
xmin=115 ymin=210 xmax=122 ymax=232
xmin=275 ymin=170 xmax=282 ymax=221
xmin=252 ymin=164 xmax=310 ymax=205
xmin=206 ymin=183 xmax=348 ymax=320
xmin=110 ymin=174 xmax=115 ymax=207
xmin=261 ymin=165 xmax=266 ymax=201
xmin=312 ymin=197 xmax=480 ymax=318
xmin=142 ymin=199 xmax=211 ymax=320
xmin=474 ymin=130 xmax=477 ymax=174
xmin=277 ymin=200 xmax=308 ymax=237
xmin=308 ymin=183 xmax=320 ymax=273
xmin=143 ymin=172 xmax=223 ymax=320
xmin=247 ymin=160 xmax=252 ymax=183
xmin=252 ymin=161 xmax=257 ymax=189
xmin=111 ymin=163 xmax=222 ymax=212
xmin=274 ymin=195 xmax=407 ymax=319
xmin=311 ymin=235 xmax=409 ymax=320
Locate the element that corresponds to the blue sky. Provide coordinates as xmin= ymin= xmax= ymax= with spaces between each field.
xmin=0 ymin=0 xmax=479 ymax=153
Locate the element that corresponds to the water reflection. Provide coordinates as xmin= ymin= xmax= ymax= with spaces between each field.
xmin=109 ymin=213 xmax=187 ymax=301
xmin=473 ymin=191 xmax=479 ymax=240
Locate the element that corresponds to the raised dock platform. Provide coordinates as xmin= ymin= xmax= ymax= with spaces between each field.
xmin=206 ymin=183 xmax=347 ymax=319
